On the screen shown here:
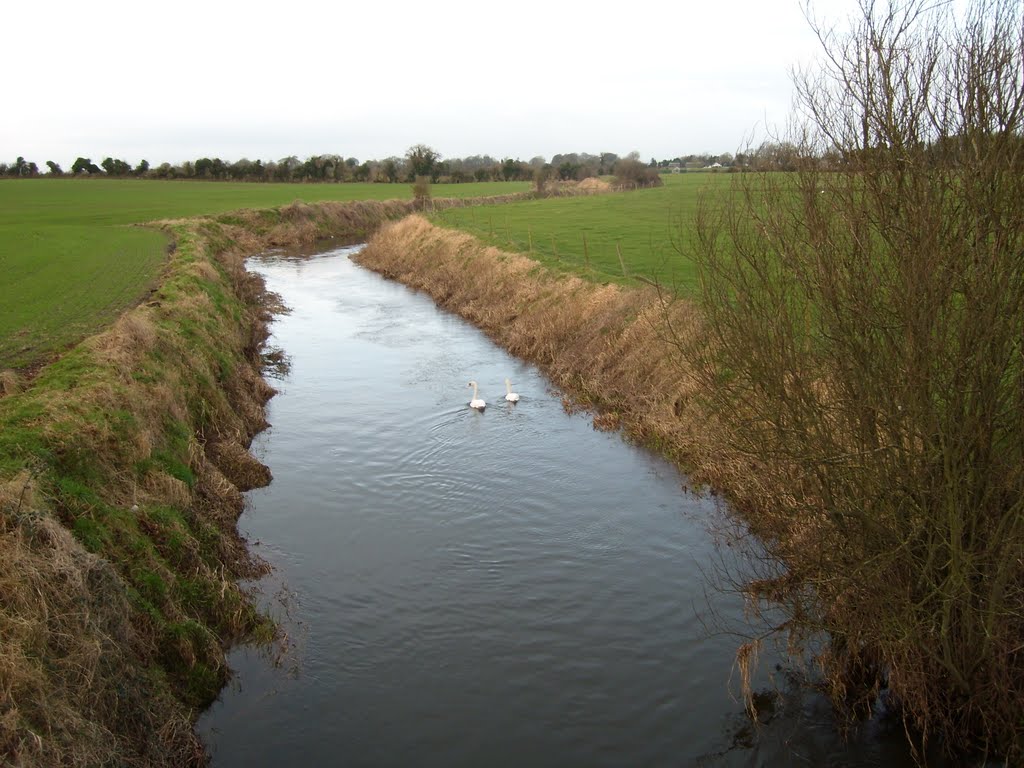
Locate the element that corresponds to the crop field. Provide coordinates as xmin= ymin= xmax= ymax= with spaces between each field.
xmin=430 ymin=173 xmax=732 ymax=289
xmin=0 ymin=178 xmax=531 ymax=369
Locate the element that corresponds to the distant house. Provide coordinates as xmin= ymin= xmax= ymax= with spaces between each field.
xmin=667 ymin=162 xmax=682 ymax=173
xmin=707 ymin=162 xmax=723 ymax=169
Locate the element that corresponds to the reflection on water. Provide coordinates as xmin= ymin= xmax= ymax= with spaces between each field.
xmin=198 ymin=245 xmax=923 ymax=767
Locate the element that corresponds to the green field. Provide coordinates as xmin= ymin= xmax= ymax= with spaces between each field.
xmin=430 ymin=173 xmax=731 ymax=289
xmin=0 ymin=178 xmax=531 ymax=369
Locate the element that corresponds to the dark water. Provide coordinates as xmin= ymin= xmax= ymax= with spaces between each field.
xmin=197 ymin=245 xmax=922 ymax=767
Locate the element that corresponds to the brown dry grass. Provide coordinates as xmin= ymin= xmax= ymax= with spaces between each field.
xmin=0 ymin=370 xmax=20 ymax=398
xmin=84 ymin=309 xmax=159 ymax=379
xmin=0 ymin=475 xmax=201 ymax=767
xmin=0 ymin=212 xmax=294 ymax=766
xmin=354 ymin=216 xmax=724 ymax=485
xmin=576 ymin=177 xmax=613 ymax=194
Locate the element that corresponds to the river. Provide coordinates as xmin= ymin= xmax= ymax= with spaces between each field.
xmin=197 ymin=244 xmax=923 ymax=766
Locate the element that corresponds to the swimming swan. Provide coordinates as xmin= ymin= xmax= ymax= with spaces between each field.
xmin=504 ymin=378 xmax=520 ymax=403
xmin=468 ymin=381 xmax=486 ymax=410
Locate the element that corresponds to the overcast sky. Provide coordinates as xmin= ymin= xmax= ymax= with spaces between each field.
xmin=4 ymin=0 xmax=855 ymax=168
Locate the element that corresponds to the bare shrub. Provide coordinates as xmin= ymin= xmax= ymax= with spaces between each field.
xmin=693 ymin=0 xmax=1024 ymax=759
xmin=412 ymin=175 xmax=432 ymax=211
xmin=612 ymin=157 xmax=663 ymax=189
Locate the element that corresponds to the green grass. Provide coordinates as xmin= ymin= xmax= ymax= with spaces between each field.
xmin=0 ymin=178 xmax=530 ymax=369
xmin=430 ymin=173 xmax=732 ymax=289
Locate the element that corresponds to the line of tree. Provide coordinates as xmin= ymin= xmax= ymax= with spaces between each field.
xmin=1 ymin=147 xmax=678 ymax=185
xmin=7 ymin=137 xmax=1008 ymax=182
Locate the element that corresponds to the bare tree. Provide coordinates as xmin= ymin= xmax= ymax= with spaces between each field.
xmin=693 ymin=0 xmax=1024 ymax=760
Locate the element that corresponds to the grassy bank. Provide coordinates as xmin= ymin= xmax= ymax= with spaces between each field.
xmin=0 ymin=179 xmax=530 ymax=370
xmin=0 ymin=199 xmax=452 ymax=766
xmin=0 ymin=221 xmax=275 ymax=765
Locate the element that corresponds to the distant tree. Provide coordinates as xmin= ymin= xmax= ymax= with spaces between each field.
xmin=195 ymin=157 xmax=214 ymax=177
xmin=501 ymin=158 xmax=531 ymax=181
xmin=101 ymin=157 xmax=132 ymax=176
xmin=380 ymin=158 xmax=400 ymax=183
xmin=46 ymin=161 xmax=63 ymax=176
xmin=406 ymin=144 xmax=440 ymax=180
xmin=71 ymin=157 xmax=101 ymax=175
xmin=473 ymin=167 xmax=489 ymax=182
xmin=298 ymin=156 xmax=321 ymax=181
xmin=751 ymin=141 xmax=799 ymax=171
xmin=8 ymin=157 xmax=39 ymax=177
xmin=272 ymin=156 xmax=298 ymax=182
xmin=411 ymin=175 xmax=431 ymax=209
xmin=533 ymin=163 xmax=553 ymax=196
xmin=134 ymin=159 xmax=150 ymax=176
xmin=9 ymin=156 xmax=38 ymax=177
xmin=353 ymin=162 xmax=371 ymax=182
xmin=612 ymin=156 xmax=662 ymax=188
xmin=599 ymin=152 xmax=619 ymax=175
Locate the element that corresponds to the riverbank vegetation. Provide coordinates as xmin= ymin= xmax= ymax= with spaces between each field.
xmin=689 ymin=0 xmax=1024 ymax=759
xmin=0 ymin=217 xmax=277 ymax=765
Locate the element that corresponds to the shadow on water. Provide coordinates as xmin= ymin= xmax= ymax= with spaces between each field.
xmin=199 ymin=244 xmax=935 ymax=767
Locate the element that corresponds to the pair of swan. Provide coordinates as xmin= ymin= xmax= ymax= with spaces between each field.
xmin=468 ymin=379 xmax=519 ymax=410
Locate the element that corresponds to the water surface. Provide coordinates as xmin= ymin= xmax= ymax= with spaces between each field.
xmin=198 ymin=245 xmax=922 ymax=767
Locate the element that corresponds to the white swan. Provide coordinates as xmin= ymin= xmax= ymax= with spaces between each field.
xmin=504 ymin=378 xmax=520 ymax=403
xmin=468 ymin=380 xmax=486 ymax=410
